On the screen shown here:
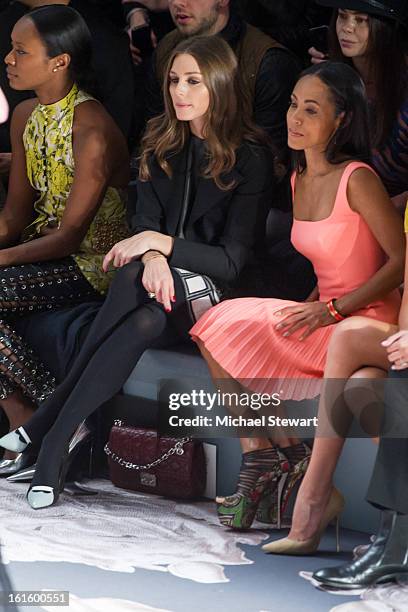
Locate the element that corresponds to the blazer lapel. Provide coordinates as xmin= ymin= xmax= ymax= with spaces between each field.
xmin=149 ymin=148 xmax=244 ymax=229
xmin=150 ymin=149 xmax=188 ymax=234
xmin=189 ymin=166 xmax=243 ymax=224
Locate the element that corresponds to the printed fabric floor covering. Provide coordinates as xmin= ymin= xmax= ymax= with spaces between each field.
xmin=0 ymin=478 xmax=266 ymax=581
xmin=1 ymin=478 xmax=408 ymax=611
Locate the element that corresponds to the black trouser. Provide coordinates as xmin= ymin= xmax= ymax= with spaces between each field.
xmin=0 ymin=258 xmax=100 ymax=403
xmin=366 ymin=368 xmax=408 ymax=515
xmin=25 ymin=261 xmax=192 ymax=489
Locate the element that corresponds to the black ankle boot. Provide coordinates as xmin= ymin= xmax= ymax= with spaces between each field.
xmin=313 ymin=510 xmax=408 ymax=589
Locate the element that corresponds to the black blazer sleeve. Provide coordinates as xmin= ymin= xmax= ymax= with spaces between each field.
xmin=168 ymin=145 xmax=274 ymax=285
xmin=130 ymin=178 xmax=164 ymax=234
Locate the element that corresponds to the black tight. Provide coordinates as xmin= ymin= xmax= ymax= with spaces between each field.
xmin=26 ymin=261 xmax=190 ymax=489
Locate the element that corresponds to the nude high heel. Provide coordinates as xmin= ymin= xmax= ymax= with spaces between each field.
xmin=262 ymin=487 xmax=345 ymax=555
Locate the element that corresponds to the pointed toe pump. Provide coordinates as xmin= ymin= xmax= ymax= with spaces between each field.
xmin=26 ymin=421 xmax=92 ymax=509
xmin=0 ymin=450 xmax=37 ymax=478
xmin=262 ymin=487 xmax=345 ymax=555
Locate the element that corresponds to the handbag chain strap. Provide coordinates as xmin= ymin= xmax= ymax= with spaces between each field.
xmin=104 ymin=421 xmax=192 ymax=471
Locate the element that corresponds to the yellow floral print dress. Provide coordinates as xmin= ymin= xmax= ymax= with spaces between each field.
xmin=22 ymin=83 xmax=129 ymax=295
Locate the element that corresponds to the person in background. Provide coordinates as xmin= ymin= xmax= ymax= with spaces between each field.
xmin=309 ymin=0 xmax=408 ymax=210
xmin=121 ymin=0 xmax=174 ymax=143
xmin=122 ymin=0 xmax=173 ymax=65
xmin=0 ymin=5 xmax=129 ymax=476
xmin=238 ymin=0 xmax=332 ymax=64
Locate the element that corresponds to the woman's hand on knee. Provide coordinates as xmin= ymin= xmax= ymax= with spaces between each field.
xmin=382 ymin=330 xmax=408 ymax=369
xmin=142 ymin=257 xmax=175 ymax=312
xmin=274 ymin=301 xmax=336 ymax=341
xmin=103 ymin=234 xmax=151 ymax=271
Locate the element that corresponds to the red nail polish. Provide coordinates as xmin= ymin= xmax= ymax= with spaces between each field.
xmin=171 ymin=296 xmax=176 ymax=302
xmin=166 ymin=308 xmax=171 ymax=313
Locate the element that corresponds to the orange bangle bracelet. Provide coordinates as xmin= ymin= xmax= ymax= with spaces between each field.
xmin=326 ymin=298 xmax=346 ymax=322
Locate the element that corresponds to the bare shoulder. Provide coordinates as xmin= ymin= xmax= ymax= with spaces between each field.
xmin=347 ymin=166 xmax=387 ymax=212
xmin=11 ymin=98 xmax=38 ymax=131
xmin=73 ymin=100 xmax=118 ymax=136
xmin=73 ymin=98 xmax=106 ymax=122
xmin=72 ymin=99 xmax=127 ymax=155
xmin=72 ymin=100 xmax=129 ymax=185
xmin=348 ymin=167 xmax=382 ymax=191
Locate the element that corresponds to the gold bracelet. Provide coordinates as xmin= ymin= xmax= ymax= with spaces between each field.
xmin=142 ymin=251 xmax=166 ymax=264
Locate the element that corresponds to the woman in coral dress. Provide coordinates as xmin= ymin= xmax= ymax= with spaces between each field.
xmin=191 ymin=61 xmax=405 ymax=534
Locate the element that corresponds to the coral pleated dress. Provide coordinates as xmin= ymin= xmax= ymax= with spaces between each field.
xmin=190 ymin=162 xmax=401 ymax=399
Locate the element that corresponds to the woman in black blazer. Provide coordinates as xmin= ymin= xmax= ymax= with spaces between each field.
xmin=0 ymin=35 xmax=275 ymax=508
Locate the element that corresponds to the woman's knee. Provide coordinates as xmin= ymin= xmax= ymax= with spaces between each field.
xmin=106 ymin=262 xmax=146 ymax=306
xmin=330 ymin=316 xmax=371 ymax=343
xmin=111 ymin=261 xmax=143 ymax=289
xmin=327 ymin=317 xmax=385 ymax=360
xmin=132 ymin=303 xmax=167 ymax=338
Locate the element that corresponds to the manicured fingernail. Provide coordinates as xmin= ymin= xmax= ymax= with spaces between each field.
xmin=171 ymin=296 xmax=176 ymax=302
xmin=166 ymin=308 xmax=171 ymax=313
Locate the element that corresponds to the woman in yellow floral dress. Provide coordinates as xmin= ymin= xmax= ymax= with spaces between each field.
xmin=0 ymin=5 xmax=129 ymax=470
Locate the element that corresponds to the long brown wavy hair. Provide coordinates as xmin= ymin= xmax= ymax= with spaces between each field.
xmin=139 ymin=35 xmax=266 ymax=190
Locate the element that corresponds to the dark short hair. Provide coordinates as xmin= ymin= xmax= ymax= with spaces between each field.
xmin=292 ymin=61 xmax=372 ymax=173
xmin=26 ymin=5 xmax=96 ymax=95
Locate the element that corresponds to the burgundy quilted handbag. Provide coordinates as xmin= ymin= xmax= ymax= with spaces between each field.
xmin=104 ymin=420 xmax=206 ymax=499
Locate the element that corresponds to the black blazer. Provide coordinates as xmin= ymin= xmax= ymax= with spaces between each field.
xmin=130 ymin=141 xmax=275 ymax=288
